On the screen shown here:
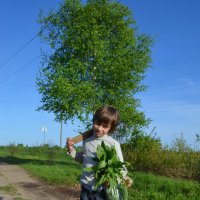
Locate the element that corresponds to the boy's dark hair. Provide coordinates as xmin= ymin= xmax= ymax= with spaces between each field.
xmin=93 ymin=106 xmax=119 ymax=133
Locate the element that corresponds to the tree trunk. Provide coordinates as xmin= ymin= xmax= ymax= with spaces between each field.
xmin=60 ymin=120 xmax=62 ymax=147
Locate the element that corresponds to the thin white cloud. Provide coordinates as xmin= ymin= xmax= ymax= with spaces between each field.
xmin=177 ymin=77 xmax=195 ymax=86
xmin=146 ymin=100 xmax=200 ymax=118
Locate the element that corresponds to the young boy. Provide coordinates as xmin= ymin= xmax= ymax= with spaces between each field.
xmin=67 ymin=105 xmax=127 ymax=200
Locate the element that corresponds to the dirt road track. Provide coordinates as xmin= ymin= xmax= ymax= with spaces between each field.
xmin=0 ymin=162 xmax=80 ymax=200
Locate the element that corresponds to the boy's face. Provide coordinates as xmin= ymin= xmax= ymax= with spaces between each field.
xmin=93 ymin=121 xmax=111 ymax=138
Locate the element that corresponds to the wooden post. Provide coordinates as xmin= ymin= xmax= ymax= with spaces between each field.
xmin=66 ymin=129 xmax=93 ymax=144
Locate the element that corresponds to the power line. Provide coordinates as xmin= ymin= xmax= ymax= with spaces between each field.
xmin=0 ymin=33 xmax=39 ymax=69
xmin=0 ymin=56 xmax=39 ymax=85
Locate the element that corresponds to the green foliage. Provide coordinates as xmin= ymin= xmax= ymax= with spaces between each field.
xmin=85 ymin=141 xmax=129 ymax=200
xmin=171 ymin=133 xmax=191 ymax=152
xmin=36 ymin=0 xmax=153 ymax=139
xmin=2 ymin=143 xmax=66 ymax=162
xmin=7 ymin=143 xmax=19 ymax=156
xmin=123 ymin=132 xmax=162 ymax=172
xmin=122 ymin=133 xmax=200 ymax=182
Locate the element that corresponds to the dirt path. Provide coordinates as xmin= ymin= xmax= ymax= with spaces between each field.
xmin=0 ymin=162 xmax=81 ymax=200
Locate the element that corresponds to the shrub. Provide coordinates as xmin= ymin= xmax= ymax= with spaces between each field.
xmin=7 ymin=143 xmax=18 ymax=156
xmin=122 ymin=133 xmax=200 ymax=182
xmin=122 ymin=133 xmax=162 ymax=172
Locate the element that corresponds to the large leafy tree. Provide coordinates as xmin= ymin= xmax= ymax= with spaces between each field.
xmin=37 ymin=0 xmax=153 ymax=141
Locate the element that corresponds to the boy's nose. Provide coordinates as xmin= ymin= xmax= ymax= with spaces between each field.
xmin=97 ymin=126 xmax=102 ymax=131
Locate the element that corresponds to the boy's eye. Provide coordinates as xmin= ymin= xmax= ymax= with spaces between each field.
xmin=95 ymin=122 xmax=101 ymax=126
xmin=102 ymin=124 xmax=110 ymax=128
xmin=95 ymin=122 xmax=108 ymax=128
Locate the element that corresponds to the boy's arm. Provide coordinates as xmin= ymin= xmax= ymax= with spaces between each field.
xmin=115 ymin=141 xmax=128 ymax=176
xmin=68 ymin=148 xmax=84 ymax=163
xmin=66 ymin=138 xmax=83 ymax=163
xmin=115 ymin=141 xmax=133 ymax=188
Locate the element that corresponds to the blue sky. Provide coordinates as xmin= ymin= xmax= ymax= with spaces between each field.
xmin=0 ymin=0 xmax=200 ymax=147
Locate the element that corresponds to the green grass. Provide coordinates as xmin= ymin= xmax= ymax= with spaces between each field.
xmin=0 ymin=146 xmax=199 ymax=200
xmin=22 ymin=157 xmax=81 ymax=185
xmin=128 ymin=172 xmax=200 ymax=200
xmin=0 ymin=184 xmax=17 ymax=195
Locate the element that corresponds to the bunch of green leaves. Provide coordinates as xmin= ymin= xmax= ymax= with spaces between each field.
xmin=85 ymin=141 xmax=129 ymax=200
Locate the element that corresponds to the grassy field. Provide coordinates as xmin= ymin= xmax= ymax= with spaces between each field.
xmin=0 ymin=145 xmax=199 ymax=200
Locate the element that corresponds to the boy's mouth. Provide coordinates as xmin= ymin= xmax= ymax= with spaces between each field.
xmin=94 ymin=131 xmax=102 ymax=137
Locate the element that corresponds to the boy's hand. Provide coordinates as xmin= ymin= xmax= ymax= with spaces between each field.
xmin=124 ymin=175 xmax=133 ymax=188
xmin=67 ymin=138 xmax=74 ymax=153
